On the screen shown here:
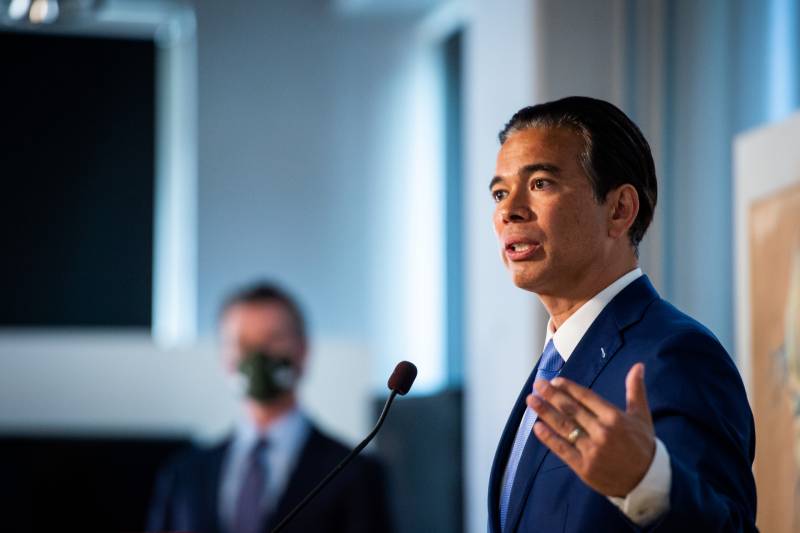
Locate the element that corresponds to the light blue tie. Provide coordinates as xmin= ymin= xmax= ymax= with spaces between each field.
xmin=499 ymin=339 xmax=564 ymax=531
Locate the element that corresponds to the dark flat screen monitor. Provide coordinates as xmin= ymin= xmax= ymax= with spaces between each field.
xmin=0 ymin=31 xmax=156 ymax=328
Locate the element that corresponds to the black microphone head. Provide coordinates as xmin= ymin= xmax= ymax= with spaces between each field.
xmin=387 ymin=361 xmax=417 ymax=395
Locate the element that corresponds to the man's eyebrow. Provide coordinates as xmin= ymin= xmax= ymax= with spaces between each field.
xmin=520 ymin=163 xmax=561 ymax=176
xmin=489 ymin=163 xmax=561 ymax=190
xmin=489 ymin=176 xmax=504 ymax=190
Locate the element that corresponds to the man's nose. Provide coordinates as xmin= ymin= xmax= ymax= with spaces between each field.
xmin=500 ymin=192 xmax=532 ymax=223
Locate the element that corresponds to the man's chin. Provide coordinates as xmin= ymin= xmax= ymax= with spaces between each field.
xmin=245 ymin=391 xmax=294 ymax=407
xmin=510 ymin=270 xmax=545 ymax=293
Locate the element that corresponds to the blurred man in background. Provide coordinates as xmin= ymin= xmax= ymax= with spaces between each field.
xmin=147 ymin=282 xmax=392 ymax=533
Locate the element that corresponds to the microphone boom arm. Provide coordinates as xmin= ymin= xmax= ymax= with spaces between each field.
xmin=271 ymin=389 xmax=399 ymax=533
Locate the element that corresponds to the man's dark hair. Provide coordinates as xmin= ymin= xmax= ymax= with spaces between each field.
xmin=219 ymin=281 xmax=306 ymax=338
xmin=498 ymin=96 xmax=657 ymax=249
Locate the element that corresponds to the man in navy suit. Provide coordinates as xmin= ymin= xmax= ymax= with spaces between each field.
xmin=147 ymin=283 xmax=392 ymax=533
xmin=487 ymin=97 xmax=757 ymax=532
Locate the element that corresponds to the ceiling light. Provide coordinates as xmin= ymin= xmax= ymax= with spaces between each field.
xmin=28 ymin=0 xmax=59 ymax=24
xmin=7 ymin=0 xmax=30 ymax=20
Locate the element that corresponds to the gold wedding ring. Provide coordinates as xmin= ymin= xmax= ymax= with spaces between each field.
xmin=567 ymin=427 xmax=583 ymax=445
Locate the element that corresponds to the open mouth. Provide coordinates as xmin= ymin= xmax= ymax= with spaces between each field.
xmin=505 ymin=240 xmax=540 ymax=260
xmin=508 ymin=243 xmax=533 ymax=252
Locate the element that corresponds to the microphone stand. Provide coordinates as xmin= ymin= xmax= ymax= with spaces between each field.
xmin=271 ymin=389 xmax=399 ymax=533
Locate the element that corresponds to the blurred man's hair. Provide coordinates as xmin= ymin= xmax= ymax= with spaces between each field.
xmin=498 ymin=96 xmax=657 ymax=250
xmin=219 ymin=281 xmax=306 ymax=338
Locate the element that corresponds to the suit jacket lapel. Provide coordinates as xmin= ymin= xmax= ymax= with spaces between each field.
xmin=266 ymin=427 xmax=326 ymax=532
xmin=200 ymin=440 xmax=229 ymax=533
xmin=502 ymin=276 xmax=659 ymax=532
xmin=487 ymin=362 xmax=542 ymax=532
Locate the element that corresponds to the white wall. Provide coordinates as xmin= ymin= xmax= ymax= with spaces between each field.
xmin=194 ymin=0 xmax=414 ymax=342
xmin=462 ymin=1 xmax=541 ymax=531
xmin=194 ymin=0 xmax=453 ymax=394
xmin=0 ymin=332 xmax=373 ymax=445
xmin=193 ymin=0 xmax=404 ymax=436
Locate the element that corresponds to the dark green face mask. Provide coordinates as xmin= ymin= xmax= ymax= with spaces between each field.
xmin=237 ymin=351 xmax=297 ymax=403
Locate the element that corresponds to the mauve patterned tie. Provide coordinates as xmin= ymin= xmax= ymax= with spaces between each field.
xmin=499 ymin=339 xmax=564 ymax=531
xmin=234 ymin=438 xmax=268 ymax=533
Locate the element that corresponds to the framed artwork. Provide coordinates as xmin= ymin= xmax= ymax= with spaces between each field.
xmin=749 ymin=183 xmax=800 ymax=532
xmin=736 ymin=111 xmax=800 ymax=533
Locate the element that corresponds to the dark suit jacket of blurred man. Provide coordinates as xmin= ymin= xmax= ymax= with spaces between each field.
xmin=487 ymin=275 xmax=757 ymax=532
xmin=147 ymin=423 xmax=392 ymax=533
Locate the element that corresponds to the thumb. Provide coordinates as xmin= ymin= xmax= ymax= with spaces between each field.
xmin=625 ymin=363 xmax=652 ymax=423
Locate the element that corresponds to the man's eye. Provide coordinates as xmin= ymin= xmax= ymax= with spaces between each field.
xmin=492 ymin=190 xmax=508 ymax=202
xmin=533 ymin=179 xmax=549 ymax=190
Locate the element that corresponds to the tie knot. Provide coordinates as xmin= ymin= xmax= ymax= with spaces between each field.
xmin=538 ymin=339 xmax=564 ymax=374
xmin=250 ymin=437 xmax=268 ymax=458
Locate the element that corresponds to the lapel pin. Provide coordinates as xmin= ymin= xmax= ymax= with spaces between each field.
xmin=600 ymin=347 xmax=606 ymax=358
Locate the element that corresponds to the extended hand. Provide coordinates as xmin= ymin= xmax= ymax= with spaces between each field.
xmin=526 ymin=363 xmax=655 ymax=498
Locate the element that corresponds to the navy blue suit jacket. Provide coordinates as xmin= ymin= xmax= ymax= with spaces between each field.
xmin=487 ymin=276 xmax=757 ymax=532
xmin=147 ymin=425 xmax=392 ymax=533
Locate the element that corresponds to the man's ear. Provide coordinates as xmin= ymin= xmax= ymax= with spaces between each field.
xmin=607 ymin=184 xmax=639 ymax=239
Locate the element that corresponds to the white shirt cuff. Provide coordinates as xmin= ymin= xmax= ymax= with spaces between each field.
xmin=608 ymin=437 xmax=671 ymax=526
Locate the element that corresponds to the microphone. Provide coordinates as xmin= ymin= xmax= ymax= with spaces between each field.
xmin=271 ymin=360 xmax=418 ymax=533
xmin=387 ymin=360 xmax=417 ymax=395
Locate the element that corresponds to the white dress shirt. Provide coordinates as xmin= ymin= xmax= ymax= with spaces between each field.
xmin=544 ymin=267 xmax=671 ymax=526
xmin=219 ymin=408 xmax=311 ymax=532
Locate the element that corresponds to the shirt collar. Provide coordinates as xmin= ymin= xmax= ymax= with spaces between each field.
xmin=233 ymin=407 xmax=309 ymax=454
xmin=545 ymin=268 xmax=642 ymax=361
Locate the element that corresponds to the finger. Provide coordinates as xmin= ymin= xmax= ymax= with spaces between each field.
xmin=527 ymin=393 xmax=581 ymax=439
xmin=549 ymin=376 xmax=618 ymax=424
xmin=532 ymin=420 xmax=582 ymax=468
xmin=532 ymin=380 xmax=604 ymax=438
xmin=625 ymin=363 xmax=652 ymax=423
